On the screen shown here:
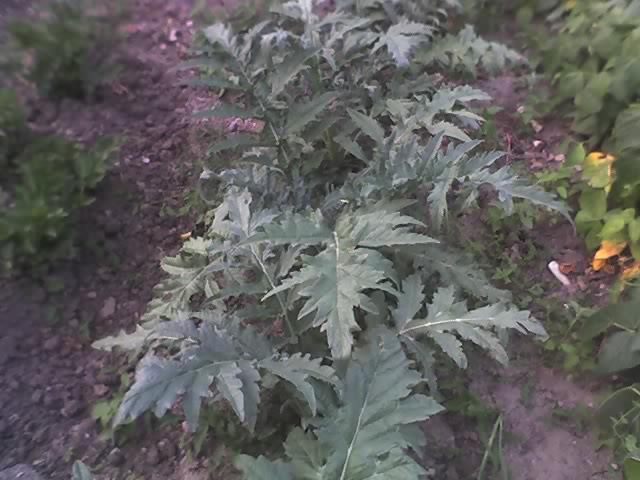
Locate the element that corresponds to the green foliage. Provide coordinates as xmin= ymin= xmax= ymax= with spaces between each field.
xmin=418 ymin=25 xmax=525 ymax=77
xmin=93 ymin=0 xmax=568 ymax=474
xmin=537 ymin=0 xmax=640 ymax=155
xmin=7 ymin=0 xmax=125 ymax=99
xmin=92 ymin=372 xmax=131 ymax=432
xmin=236 ymin=331 xmax=444 ymax=480
xmin=0 ymin=135 xmax=117 ymax=271
xmin=596 ymin=385 xmax=640 ymax=475
xmin=579 ymin=284 xmax=640 ymax=375
xmin=537 ymin=142 xmax=640 ymax=262
xmin=0 ymin=89 xmax=27 ymax=168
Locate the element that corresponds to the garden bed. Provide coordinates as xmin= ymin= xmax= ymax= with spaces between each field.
xmin=0 ymin=1 xmax=625 ymax=479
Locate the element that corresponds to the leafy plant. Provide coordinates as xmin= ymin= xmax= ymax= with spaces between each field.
xmin=7 ymin=0 xmax=125 ymax=99
xmin=93 ymin=1 xmax=569 ymax=476
xmin=92 ymin=373 xmax=131 ymax=432
xmin=0 ymin=136 xmax=118 ymax=271
xmin=417 ymin=25 xmax=525 ymax=78
xmin=537 ymin=0 xmax=640 ymax=154
xmin=535 ymin=142 xmax=640 ymax=269
xmin=597 ymin=385 xmax=640 ymax=477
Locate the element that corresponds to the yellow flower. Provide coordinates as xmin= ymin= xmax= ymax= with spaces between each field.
xmin=566 ymin=0 xmax=577 ymax=10
xmin=593 ymin=241 xmax=627 ymax=271
xmin=586 ymin=151 xmax=616 ymax=166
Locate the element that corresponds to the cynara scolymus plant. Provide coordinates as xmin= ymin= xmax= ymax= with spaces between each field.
xmin=183 ymin=0 xmax=523 ymax=184
xmin=94 ymin=0 xmax=565 ymax=476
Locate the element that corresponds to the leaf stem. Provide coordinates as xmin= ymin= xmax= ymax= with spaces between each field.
xmin=249 ymin=245 xmax=297 ymax=340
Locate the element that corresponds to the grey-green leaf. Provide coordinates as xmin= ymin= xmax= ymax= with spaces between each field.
xmin=71 ymin=461 xmax=94 ymax=480
xmin=194 ymin=104 xmax=258 ymax=119
xmin=286 ymin=92 xmax=340 ymax=135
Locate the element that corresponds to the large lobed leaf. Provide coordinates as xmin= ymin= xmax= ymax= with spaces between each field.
xmin=236 ymin=330 xmax=443 ymax=480
xmin=394 ymin=279 xmax=547 ymax=370
xmin=113 ymin=317 xmax=336 ymax=432
xmin=255 ymin=201 xmax=437 ymax=359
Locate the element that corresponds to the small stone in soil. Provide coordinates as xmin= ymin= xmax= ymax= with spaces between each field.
xmin=61 ymin=399 xmax=82 ymax=418
xmin=100 ymin=297 xmax=117 ymax=318
xmin=43 ymin=335 xmax=61 ymax=351
xmin=157 ymin=439 xmax=177 ymax=460
xmin=31 ymin=390 xmax=43 ymax=404
xmin=70 ymin=418 xmax=96 ymax=446
xmin=145 ymin=446 xmax=161 ymax=465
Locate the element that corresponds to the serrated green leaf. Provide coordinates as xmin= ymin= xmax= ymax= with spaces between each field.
xmin=398 ymin=286 xmax=545 ymax=369
xmin=238 ymin=330 xmax=443 ymax=480
xmin=91 ymin=325 xmax=153 ymax=352
xmin=270 ymin=48 xmax=319 ymax=97
xmin=373 ymin=20 xmax=433 ymax=67
xmin=245 ymin=213 xmax=332 ymax=245
xmin=236 ymin=455 xmax=294 ymax=480
xmin=259 ymin=353 xmax=337 ymax=415
xmin=347 ymin=109 xmax=386 ymax=146
xmin=113 ymin=320 xmax=268 ymax=432
xmin=286 ymin=92 xmax=339 ymax=136
xmin=194 ymin=104 xmax=258 ymax=119
xmin=392 ymin=274 xmax=425 ymax=330
xmin=207 ymin=135 xmax=273 ymax=156
xmin=335 ymin=134 xmax=368 ymax=162
xmin=216 ymin=363 xmax=247 ymax=422
xmin=266 ymin=248 xmax=386 ymax=359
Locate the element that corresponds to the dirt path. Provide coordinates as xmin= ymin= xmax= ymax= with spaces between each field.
xmin=0 ymin=0 xmax=210 ymax=478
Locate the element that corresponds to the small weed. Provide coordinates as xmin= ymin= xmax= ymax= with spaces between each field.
xmin=542 ymin=300 xmax=597 ymax=372
xmin=597 ymin=386 xmax=640 ymax=472
xmin=446 ymin=392 xmax=511 ymax=479
xmin=0 ymin=136 xmax=118 ymax=272
xmin=476 ymin=415 xmax=509 ymax=480
xmin=63 ymin=447 xmax=76 ymax=464
xmin=479 ymin=106 xmax=503 ymax=149
xmin=91 ymin=372 xmax=130 ymax=439
xmin=519 ymin=379 xmax=536 ymax=410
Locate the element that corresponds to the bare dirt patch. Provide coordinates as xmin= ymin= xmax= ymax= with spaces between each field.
xmin=0 ymin=0 xmax=209 ymax=478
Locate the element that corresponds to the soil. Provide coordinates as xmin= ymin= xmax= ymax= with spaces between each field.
xmin=0 ymin=2 xmax=624 ymax=480
xmin=1 ymin=0 xmax=215 ymax=478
